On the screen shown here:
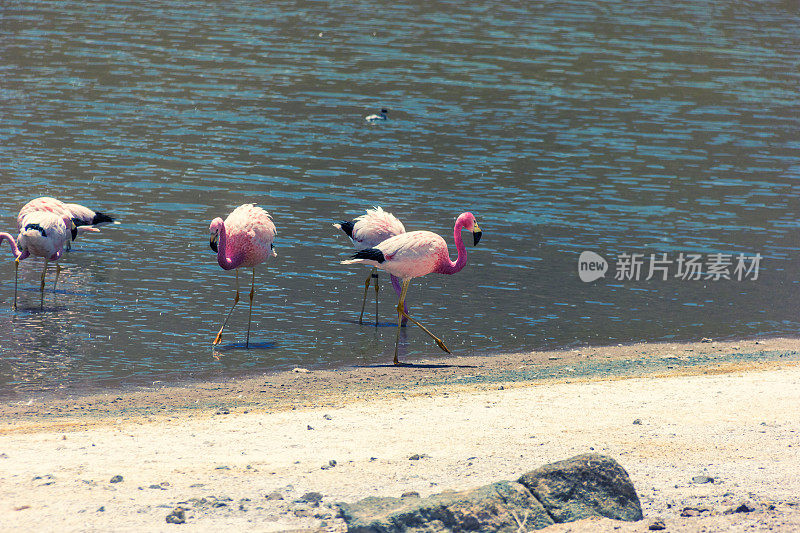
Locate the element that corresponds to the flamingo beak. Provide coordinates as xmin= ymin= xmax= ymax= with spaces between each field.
xmin=210 ymin=234 xmax=219 ymax=253
xmin=472 ymin=223 xmax=482 ymax=246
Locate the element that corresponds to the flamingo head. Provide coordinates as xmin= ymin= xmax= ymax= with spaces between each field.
xmin=209 ymin=217 xmax=224 ymax=252
xmin=17 ymin=224 xmax=45 ymax=256
xmin=458 ymin=212 xmax=482 ymax=246
xmin=69 ymin=218 xmax=80 ymax=241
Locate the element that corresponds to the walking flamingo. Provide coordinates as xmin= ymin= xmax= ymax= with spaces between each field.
xmin=17 ymin=197 xmax=117 ymax=250
xmin=341 ymin=212 xmax=482 ymax=364
xmin=333 ymin=206 xmax=407 ymax=325
xmin=209 ymin=204 xmax=277 ymax=348
xmin=1 ymin=209 xmax=75 ymax=309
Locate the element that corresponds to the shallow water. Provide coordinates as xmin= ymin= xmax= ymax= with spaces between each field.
xmin=1 ymin=1 xmax=799 ymax=397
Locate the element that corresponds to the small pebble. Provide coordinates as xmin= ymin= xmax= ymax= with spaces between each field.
xmin=724 ymin=502 xmax=756 ymax=514
xmin=648 ymin=519 xmax=666 ymax=531
xmin=109 ymin=475 xmax=123 ymax=483
xmin=165 ymin=507 xmax=186 ymax=524
xmin=300 ymin=491 xmax=324 ymax=505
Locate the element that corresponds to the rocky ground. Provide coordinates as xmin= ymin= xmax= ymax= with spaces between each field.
xmin=1 ymin=337 xmax=799 ymax=532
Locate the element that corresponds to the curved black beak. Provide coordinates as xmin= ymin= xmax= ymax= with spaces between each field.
xmin=210 ymin=234 xmax=218 ymax=253
xmin=472 ymin=222 xmax=482 ymax=246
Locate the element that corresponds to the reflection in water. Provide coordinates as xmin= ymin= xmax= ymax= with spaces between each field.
xmin=1 ymin=0 xmax=799 ymax=396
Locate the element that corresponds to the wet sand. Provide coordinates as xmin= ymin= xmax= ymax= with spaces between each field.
xmin=1 ymin=337 xmax=800 ymax=531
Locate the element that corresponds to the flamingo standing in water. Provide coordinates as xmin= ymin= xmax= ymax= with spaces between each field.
xmin=1 ymin=210 xmax=75 ymax=309
xmin=209 ymin=204 xmax=277 ymax=348
xmin=333 ymin=206 xmax=407 ymax=325
xmin=341 ymin=212 xmax=482 ymax=364
xmin=17 ymin=196 xmax=117 ymax=250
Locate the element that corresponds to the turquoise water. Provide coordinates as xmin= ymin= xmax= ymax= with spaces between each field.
xmin=1 ymin=1 xmax=799 ymax=396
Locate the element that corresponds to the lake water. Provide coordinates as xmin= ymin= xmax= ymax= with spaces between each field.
xmin=1 ymin=0 xmax=799 ymax=397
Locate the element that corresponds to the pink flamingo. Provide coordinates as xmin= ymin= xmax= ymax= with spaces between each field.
xmin=341 ymin=212 xmax=482 ymax=364
xmin=209 ymin=204 xmax=277 ymax=348
xmin=333 ymin=206 xmax=407 ymax=325
xmin=17 ymin=197 xmax=117 ymax=250
xmin=1 ymin=209 xmax=75 ymax=309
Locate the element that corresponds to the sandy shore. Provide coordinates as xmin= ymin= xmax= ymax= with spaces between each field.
xmin=2 ymin=337 xmax=800 ymax=532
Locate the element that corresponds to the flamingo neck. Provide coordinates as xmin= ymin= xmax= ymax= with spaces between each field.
xmin=436 ymin=218 xmax=469 ymax=275
xmin=216 ymin=223 xmax=243 ymax=270
xmin=0 ymin=232 xmax=21 ymax=259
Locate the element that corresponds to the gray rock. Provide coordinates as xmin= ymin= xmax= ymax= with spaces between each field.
xmin=165 ymin=507 xmax=186 ymax=524
xmin=300 ymin=491 xmax=324 ymax=506
xmin=648 ymin=519 xmax=666 ymax=530
xmin=680 ymin=507 xmax=708 ymax=517
xmin=338 ymin=454 xmax=642 ymax=532
xmin=338 ymin=480 xmax=554 ymax=532
xmin=265 ymin=491 xmax=284 ymax=501
xmin=724 ymin=501 xmax=756 ymax=514
xmin=517 ymin=453 xmax=643 ymax=523
xmin=692 ymin=475 xmax=714 ymax=484
xmin=109 ymin=475 xmax=123 ymax=483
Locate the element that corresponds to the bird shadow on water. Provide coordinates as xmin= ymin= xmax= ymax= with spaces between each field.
xmin=339 ymin=318 xmax=409 ymax=328
xmin=12 ymin=304 xmax=69 ymax=315
xmin=212 ymin=341 xmax=278 ymax=353
xmin=353 ymin=362 xmax=478 ymax=369
xmin=18 ymin=287 xmax=89 ymax=296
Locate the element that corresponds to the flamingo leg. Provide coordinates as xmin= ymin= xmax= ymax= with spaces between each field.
xmin=54 ymin=262 xmax=61 ymax=293
xmin=246 ymin=268 xmax=255 ymax=348
xmin=373 ymin=270 xmax=379 ymax=326
xmin=390 ymin=274 xmax=408 ymax=327
xmin=13 ymin=258 xmax=19 ymax=310
xmin=394 ymin=280 xmax=410 ymax=364
xmin=394 ymin=280 xmax=450 ymax=365
xmin=213 ymin=269 xmax=240 ymax=346
xmin=358 ymin=268 xmax=375 ymax=325
xmin=39 ymin=259 xmax=49 ymax=308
